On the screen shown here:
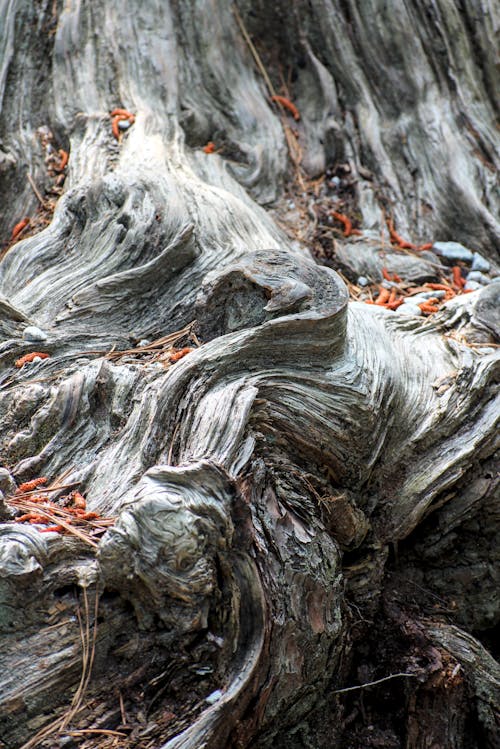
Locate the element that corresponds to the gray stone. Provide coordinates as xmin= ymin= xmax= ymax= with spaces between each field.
xmin=403 ymin=291 xmax=445 ymax=304
xmin=432 ymin=241 xmax=474 ymax=262
xmin=23 ymin=325 xmax=48 ymax=342
xmin=464 ymin=280 xmax=482 ymax=291
xmin=467 ymin=271 xmax=492 ymax=285
xmin=357 ymin=276 xmax=369 ymax=287
xmin=471 ymin=252 xmax=490 ymax=272
xmin=205 ymin=689 xmax=223 ymax=705
xmin=334 ymin=242 xmax=444 ymax=284
xmin=397 ymin=303 xmax=422 ymax=316
xmin=473 ymin=283 xmax=500 ymax=340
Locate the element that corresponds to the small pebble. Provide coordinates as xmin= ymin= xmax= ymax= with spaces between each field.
xmin=118 ymin=118 xmax=131 ymax=130
xmin=138 ymin=339 xmax=151 ymax=347
xmin=329 ymin=176 xmax=341 ymax=188
xmin=381 ymin=280 xmax=401 ymax=289
xmin=397 ymin=303 xmax=422 ymax=316
xmin=205 ymin=689 xmax=223 ymax=705
xmin=23 ymin=326 xmax=48 ymax=342
xmin=432 ymin=241 xmax=473 ymax=263
xmin=471 ymin=252 xmax=490 ymax=273
xmin=464 ymin=280 xmax=482 ymax=291
xmin=403 ymin=291 xmax=445 ymax=304
xmin=288 ymin=201 xmax=295 ymax=210
xmin=357 ymin=276 xmax=369 ymax=287
xmin=467 ymin=271 xmax=492 ymax=285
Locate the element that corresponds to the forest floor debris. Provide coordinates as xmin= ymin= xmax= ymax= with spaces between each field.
xmin=5 ymin=477 xmax=115 ymax=547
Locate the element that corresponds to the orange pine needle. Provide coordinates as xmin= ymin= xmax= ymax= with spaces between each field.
xmin=111 ymin=113 xmax=135 ymax=140
xmin=375 ymin=287 xmax=391 ymax=305
xmin=419 ymin=302 xmax=440 ymax=314
xmin=386 ymin=299 xmax=404 ymax=310
xmin=15 ymin=352 xmax=50 ymax=368
xmin=270 ymin=95 xmax=300 ymax=121
xmin=11 ymin=217 xmax=30 ymax=240
xmin=382 ymin=267 xmax=401 ymax=283
xmin=17 ymin=477 xmax=48 ymax=493
xmin=111 ymin=115 xmax=123 ymax=139
xmin=110 ymin=108 xmax=135 ymax=118
xmin=331 ymin=211 xmax=362 ymax=237
xmin=169 ymin=347 xmax=195 ymax=363
xmin=427 ymin=283 xmax=451 ymax=291
xmin=386 ymin=217 xmax=418 ymax=250
xmin=39 ymin=525 xmax=65 ymax=533
xmin=451 ymin=266 xmax=466 ymax=289
xmin=70 ymin=491 xmax=86 ymax=510
xmin=54 ymin=149 xmax=68 ymax=172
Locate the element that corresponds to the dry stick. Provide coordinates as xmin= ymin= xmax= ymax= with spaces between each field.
xmin=233 ymin=5 xmax=305 ymax=189
xmin=334 ymin=672 xmax=415 ymax=694
xmin=48 ymin=466 xmax=76 ymax=489
xmin=27 ymin=173 xmax=47 ymax=207
xmin=68 ymin=590 xmax=90 ymax=719
xmin=19 ymin=711 xmax=66 ymax=749
xmin=14 ymin=482 xmax=80 ymax=499
xmin=233 ymin=5 xmax=276 ymax=98
xmin=70 ymin=321 xmax=196 ymax=360
xmin=119 ymin=690 xmax=128 ymax=726
xmin=18 ymin=589 xmax=98 ymax=749
xmin=10 ymin=501 xmax=99 ymax=547
xmin=62 ymin=587 xmax=99 ymax=730
xmin=66 ymin=729 xmax=128 ymax=737
xmin=14 ymin=499 xmax=113 ymax=539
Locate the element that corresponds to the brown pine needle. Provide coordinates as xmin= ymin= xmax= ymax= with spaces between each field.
xmin=66 ymin=729 xmax=128 ymax=737
xmin=233 ymin=5 xmax=305 ymax=187
xmin=6 ymin=494 xmax=115 ymax=547
xmin=334 ymin=672 xmax=415 ymax=694
xmin=27 ymin=173 xmax=48 ymax=207
xmin=19 ymin=588 xmax=100 ymax=749
xmin=232 ymin=5 xmax=277 ymax=98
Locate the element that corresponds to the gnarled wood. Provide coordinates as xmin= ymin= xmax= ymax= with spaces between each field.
xmin=0 ymin=1 xmax=498 ymax=747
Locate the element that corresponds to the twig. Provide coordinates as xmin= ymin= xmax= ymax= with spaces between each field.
xmin=232 ymin=5 xmax=276 ymax=98
xmin=14 ymin=482 xmax=80 ymax=499
xmin=232 ymin=4 xmax=304 ymax=187
xmin=119 ymin=690 xmax=128 ymax=726
xmin=65 ymin=729 xmax=128 ymax=737
xmin=8 ymin=499 xmax=100 ymax=547
xmin=334 ymin=672 xmax=415 ymax=694
xmin=18 ymin=587 xmax=99 ymax=749
xmin=27 ymin=173 xmax=47 ymax=207
xmin=70 ymin=321 xmax=197 ymax=361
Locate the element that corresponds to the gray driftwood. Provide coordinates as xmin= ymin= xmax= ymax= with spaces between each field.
xmin=0 ymin=2 xmax=498 ymax=748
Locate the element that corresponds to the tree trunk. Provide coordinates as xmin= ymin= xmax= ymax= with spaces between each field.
xmin=0 ymin=1 xmax=498 ymax=748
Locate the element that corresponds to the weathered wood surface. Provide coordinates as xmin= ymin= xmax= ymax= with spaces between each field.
xmin=0 ymin=1 xmax=498 ymax=747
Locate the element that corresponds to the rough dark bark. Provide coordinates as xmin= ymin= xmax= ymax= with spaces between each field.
xmin=0 ymin=2 xmax=498 ymax=748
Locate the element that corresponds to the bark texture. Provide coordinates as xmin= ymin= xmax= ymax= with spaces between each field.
xmin=0 ymin=1 xmax=498 ymax=748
